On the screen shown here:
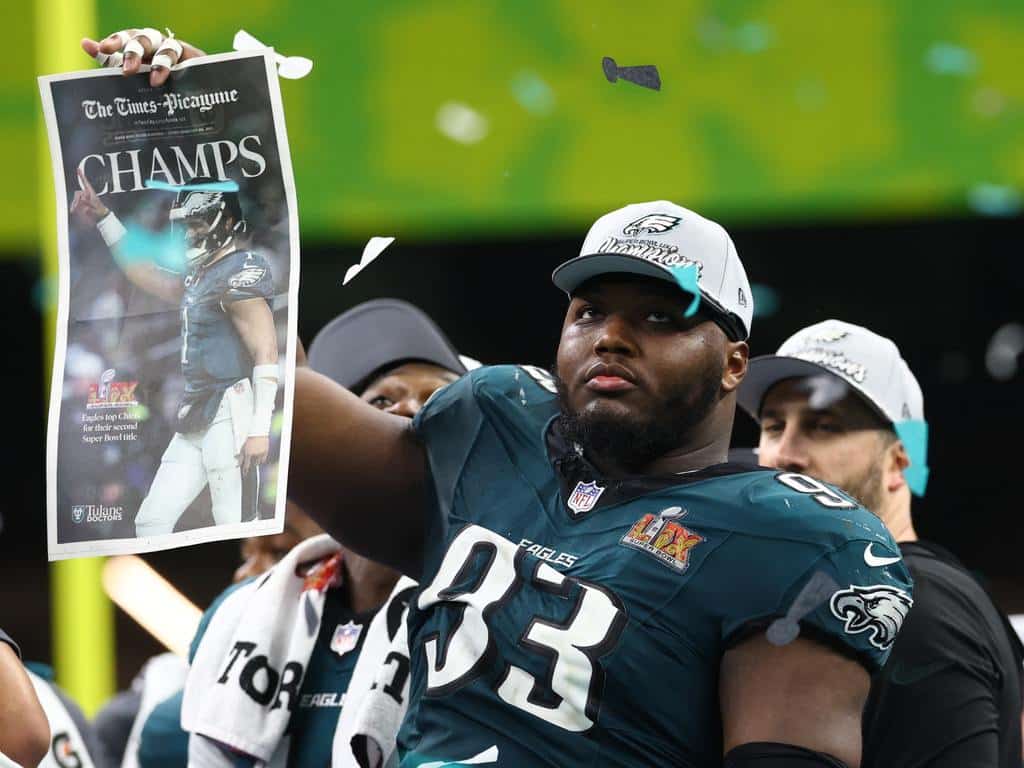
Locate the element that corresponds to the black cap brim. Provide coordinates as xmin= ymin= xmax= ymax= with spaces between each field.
xmin=308 ymin=299 xmax=466 ymax=393
xmin=738 ymin=355 xmax=890 ymax=425
xmin=551 ymin=252 xmax=746 ymax=341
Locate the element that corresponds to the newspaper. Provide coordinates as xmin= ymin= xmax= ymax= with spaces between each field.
xmin=39 ymin=51 xmax=298 ymax=559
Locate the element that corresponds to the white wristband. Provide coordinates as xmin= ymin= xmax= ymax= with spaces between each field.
xmin=249 ymin=363 xmax=279 ymax=437
xmin=97 ymin=212 xmax=126 ymax=247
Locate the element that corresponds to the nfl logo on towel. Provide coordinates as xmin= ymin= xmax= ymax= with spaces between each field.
xmin=330 ymin=620 xmax=363 ymax=658
xmin=567 ymin=480 xmax=605 ymax=516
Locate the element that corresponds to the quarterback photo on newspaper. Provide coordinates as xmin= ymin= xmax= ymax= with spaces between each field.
xmin=40 ymin=50 xmax=299 ymax=560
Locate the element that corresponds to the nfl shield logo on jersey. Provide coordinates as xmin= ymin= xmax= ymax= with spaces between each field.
xmin=330 ymin=620 xmax=363 ymax=658
xmin=567 ymin=480 xmax=605 ymax=516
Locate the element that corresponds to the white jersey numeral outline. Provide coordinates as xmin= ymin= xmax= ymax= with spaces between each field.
xmin=418 ymin=524 xmax=625 ymax=732
xmin=180 ymin=305 xmax=190 ymax=365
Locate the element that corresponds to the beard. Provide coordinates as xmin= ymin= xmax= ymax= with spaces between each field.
xmin=838 ymin=456 xmax=886 ymax=515
xmin=553 ymin=357 xmax=725 ymax=473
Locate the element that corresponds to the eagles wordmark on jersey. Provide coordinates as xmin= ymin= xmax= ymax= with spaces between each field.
xmin=397 ymin=365 xmax=912 ymax=767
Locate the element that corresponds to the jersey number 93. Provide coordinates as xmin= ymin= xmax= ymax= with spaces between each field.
xmin=418 ymin=525 xmax=626 ymax=732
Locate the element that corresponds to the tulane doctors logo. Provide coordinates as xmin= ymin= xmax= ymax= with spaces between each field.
xmin=70 ymin=504 xmax=124 ymax=524
xmin=622 ymin=213 xmax=681 ymax=236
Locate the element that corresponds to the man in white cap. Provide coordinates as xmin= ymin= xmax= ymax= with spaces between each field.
xmin=739 ymin=320 xmax=1024 ymax=767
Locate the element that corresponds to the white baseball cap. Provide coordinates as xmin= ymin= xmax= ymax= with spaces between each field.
xmin=738 ymin=319 xmax=929 ymax=495
xmin=551 ymin=201 xmax=754 ymax=340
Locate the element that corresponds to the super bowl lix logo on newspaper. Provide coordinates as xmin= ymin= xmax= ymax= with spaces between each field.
xmin=39 ymin=51 xmax=299 ymax=559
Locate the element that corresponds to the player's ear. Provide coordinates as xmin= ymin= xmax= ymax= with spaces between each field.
xmin=884 ymin=435 xmax=910 ymax=493
xmin=721 ymin=340 xmax=748 ymax=393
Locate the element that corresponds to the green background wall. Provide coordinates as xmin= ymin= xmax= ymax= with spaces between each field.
xmin=8 ymin=0 xmax=1024 ymax=251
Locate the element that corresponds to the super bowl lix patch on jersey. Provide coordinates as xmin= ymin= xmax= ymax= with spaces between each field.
xmin=620 ymin=506 xmax=704 ymax=572
xmin=829 ymin=584 xmax=913 ymax=650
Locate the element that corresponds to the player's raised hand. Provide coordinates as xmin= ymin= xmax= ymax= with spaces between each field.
xmin=239 ymin=435 xmax=270 ymax=476
xmin=70 ymin=167 xmax=109 ymax=224
xmin=81 ymin=28 xmax=207 ymax=87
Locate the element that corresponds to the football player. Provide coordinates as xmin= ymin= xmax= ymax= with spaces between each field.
xmin=288 ymin=202 xmax=913 ymax=768
xmin=71 ymin=169 xmax=278 ymax=536
xmin=739 ymin=320 xmax=1024 ymax=767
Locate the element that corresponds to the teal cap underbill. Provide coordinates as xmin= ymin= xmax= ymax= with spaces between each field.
xmin=145 ymin=179 xmax=240 ymax=193
xmin=894 ymin=419 xmax=929 ymax=496
xmin=669 ymin=263 xmax=701 ymax=318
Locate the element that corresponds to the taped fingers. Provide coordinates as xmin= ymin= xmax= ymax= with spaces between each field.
xmin=93 ymin=29 xmax=133 ymax=68
xmin=123 ymin=27 xmax=163 ymax=60
xmin=152 ymin=36 xmax=183 ymax=71
xmin=106 ymin=29 xmax=134 ymax=50
xmin=94 ymin=50 xmax=124 ymax=68
xmin=89 ymin=26 xmax=207 ymax=82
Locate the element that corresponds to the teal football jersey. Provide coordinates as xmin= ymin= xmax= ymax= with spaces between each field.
xmin=399 ymin=365 xmax=913 ymax=768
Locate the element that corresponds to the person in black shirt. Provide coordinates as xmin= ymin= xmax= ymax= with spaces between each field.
xmin=738 ymin=319 xmax=1024 ymax=767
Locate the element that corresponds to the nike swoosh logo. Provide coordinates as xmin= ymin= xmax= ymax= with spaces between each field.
xmin=864 ymin=543 xmax=902 ymax=567
xmin=419 ymin=746 xmax=499 ymax=768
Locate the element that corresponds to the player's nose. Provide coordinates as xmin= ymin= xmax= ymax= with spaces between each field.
xmin=771 ymin=426 xmax=810 ymax=474
xmin=593 ymin=313 xmax=639 ymax=359
xmin=386 ymin=397 xmax=420 ymax=419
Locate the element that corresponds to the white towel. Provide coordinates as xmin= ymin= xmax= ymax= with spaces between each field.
xmin=120 ymin=653 xmax=189 ymax=768
xmin=333 ymin=576 xmax=418 ymax=768
xmin=182 ymin=534 xmax=343 ymax=765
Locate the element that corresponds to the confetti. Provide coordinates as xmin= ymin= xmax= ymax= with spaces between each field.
xmin=925 ymin=42 xmax=976 ymax=76
xmin=233 ymin=29 xmax=313 ymax=80
xmin=751 ymin=283 xmax=780 ymax=318
xmin=985 ymin=323 xmax=1024 ymax=381
xmin=804 ymin=374 xmax=850 ymax=410
xmin=511 ymin=71 xmax=555 ymax=115
xmin=767 ymin=570 xmax=839 ymax=646
xmin=967 ymin=184 xmax=1022 ymax=217
xmin=669 ymin=263 xmax=701 ymax=317
xmin=436 ymin=102 xmax=489 ymax=144
xmin=602 ymin=57 xmax=661 ymax=91
xmin=343 ymin=237 xmax=395 ymax=285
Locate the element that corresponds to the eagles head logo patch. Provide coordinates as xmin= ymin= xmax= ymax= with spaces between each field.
xmin=229 ymin=266 xmax=267 ymax=289
xmin=829 ymin=584 xmax=913 ymax=650
xmin=622 ymin=213 xmax=681 ymax=236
